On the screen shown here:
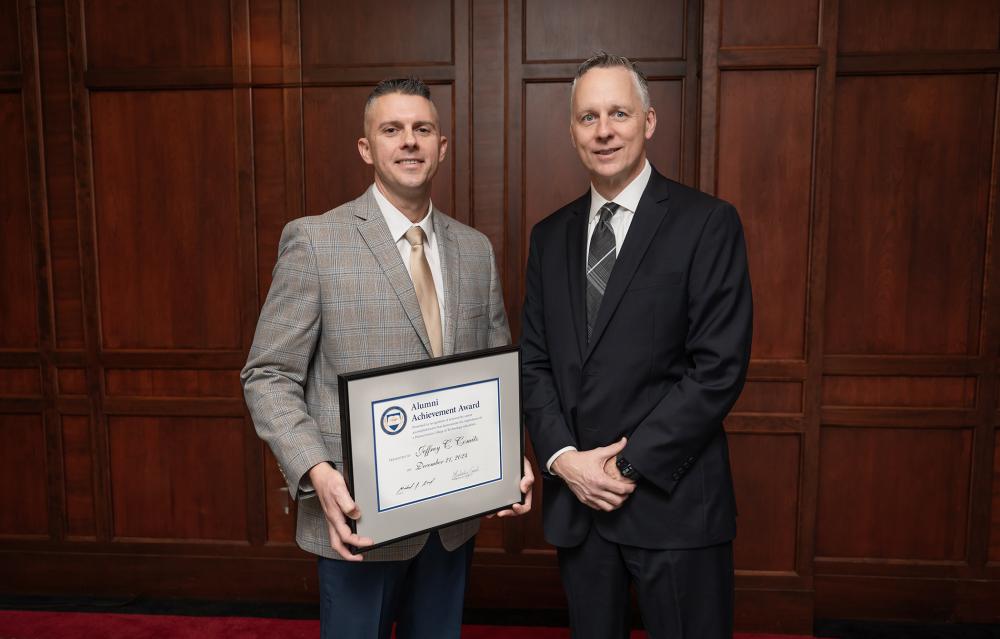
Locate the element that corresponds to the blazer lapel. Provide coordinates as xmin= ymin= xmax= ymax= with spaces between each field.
xmin=585 ymin=172 xmax=671 ymax=362
xmin=354 ymin=190 xmax=433 ymax=357
xmin=565 ymin=194 xmax=591 ymax=361
xmin=436 ymin=210 xmax=460 ymax=357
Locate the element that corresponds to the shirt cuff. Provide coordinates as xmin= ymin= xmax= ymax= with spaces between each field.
xmin=546 ymin=446 xmax=578 ymax=475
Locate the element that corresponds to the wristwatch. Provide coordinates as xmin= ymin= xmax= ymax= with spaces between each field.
xmin=615 ymin=455 xmax=640 ymax=481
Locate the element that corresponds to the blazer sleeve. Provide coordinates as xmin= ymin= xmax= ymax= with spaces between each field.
xmin=485 ymin=239 xmax=512 ymax=348
xmin=240 ymin=219 xmax=334 ymax=500
xmin=520 ymin=226 xmax=578 ymax=465
xmin=622 ymin=202 xmax=753 ymax=495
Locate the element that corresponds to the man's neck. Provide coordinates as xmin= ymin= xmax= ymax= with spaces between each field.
xmin=375 ymin=181 xmax=431 ymax=223
xmin=592 ymin=155 xmax=647 ymax=202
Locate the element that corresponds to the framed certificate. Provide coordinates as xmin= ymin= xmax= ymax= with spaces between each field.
xmin=338 ymin=345 xmax=523 ymax=550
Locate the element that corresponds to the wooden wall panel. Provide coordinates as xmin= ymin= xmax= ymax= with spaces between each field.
xmin=108 ymin=416 xmax=248 ymax=540
xmin=0 ymin=1 xmax=20 ymax=70
xmin=717 ymin=70 xmax=814 ymax=360
xmin=1 ymin=0 xmax=997 ymax=627
xmin=823 ymin=376 xmax=977 ymax=409
xmin=61 ymin=415 xmax=95 ymax=537
xmin=0 ymin=368 xmax=42 ymax=396
xmin=991 ymin=432 xmax=1000 ymax=563
xmin=0 ymin=92 xmax=38 ymax=348
xmin=104 ymin=369 xmax=242 ymax=398
xmin=90 ymin=90 xmax=242 ymax=350
xmin=730 ymin=433 xmax=800 ymax=572
xmin=523 ymin=0 xmax=683 ymax=61
xmin=838 ymin=0 xmax=1000 ymax=53
xmin=39 ymin=0 xmax=85 ymax=348
xmin=523 ymin=80 xmax=684 ymax=240
xmin=817 ymin=427 xmax=972 ymax=560
xmin=732 ymin=380 xmax=803 ymax=414
xmin=0 ymin=414 xmax=48 ymax=536
xmin=826 ymin=74 xmax=995 ymax=356
xmin=302 ymin=84 xmax=454 ymax=219
xmin=721 ymin=0 xmax=818 ymax=47
xmin=301 ymin=0 xmax=451 ymax=66
xmin=57 ymin=368 xmax=87 ymax=395
xmin=84 ymin=0 xmax=232 ymax=68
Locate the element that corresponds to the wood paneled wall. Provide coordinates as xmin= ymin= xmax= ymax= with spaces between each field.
xmin=1 ymin=0 xmax=998 ymax=630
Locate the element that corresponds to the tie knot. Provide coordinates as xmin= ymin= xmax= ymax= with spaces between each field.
xmin=404 ymin=226 xmax=426 ymax=247
xmin=598 ymin=202 xmax=620 ymax=224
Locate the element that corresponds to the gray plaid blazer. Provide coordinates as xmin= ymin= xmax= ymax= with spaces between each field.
xmin=242 ymin=187 xmax=510 ymax=561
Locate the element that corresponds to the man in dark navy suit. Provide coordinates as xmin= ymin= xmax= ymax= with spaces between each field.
xmin=521 ymin=52 xmax=753 ymax=639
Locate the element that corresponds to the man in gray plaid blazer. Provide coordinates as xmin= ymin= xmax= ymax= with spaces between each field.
xmin=242 ymin=78 xmax=533 ymax=639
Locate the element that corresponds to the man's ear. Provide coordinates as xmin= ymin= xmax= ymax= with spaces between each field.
xmin=438 ymin=135 xmax=449 ymax=163
xmin=358 ymin=136 xmax=374 ymax=165
xmin=644 ymin=106 xmax=657 ymax=140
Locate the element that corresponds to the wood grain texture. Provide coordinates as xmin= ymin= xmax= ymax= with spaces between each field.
xmin=38 ymin=0 xmax=85 ymax=348
xmin=90 ymin=90 xmax=242 ymax=350
xmin=826 ymin=74 xmax=995 ymax=356
xmin=991 ymin=431 xmax=1000 ymax=562
xmin=838 ymin=0 xmax=1000 ymax=53
xmin=57 ymin=368 xmax=87 ymax=395
xmin=817 ymin=427 xmax=973 ymax=560
xmin=524 ymin=0 xmax=684 ymax=61
xmin=730 ymin=433 xmax=800 ymax=571
xmin=0 ymin=1 xmax=19 ymax=71
xmin=108 ymin=416 xmax=248 ymax=540
xmin=84 ymin=0 xmax=232 ymax=68
xmin=104 ymin=369 xmax=242 ymax=398
xmin=732 ymin=381 xmax=803 ymax=414
xmin=61 ymin=415 xmax=95 ymax=537
xmin=0 ymin=368 xmax=42 ymax=396
xmin=717 ymin=70 xmax=814 ymax=360
xmin=823 ymin=376 xmax=977 ymax=409
xmin=0 ymin=92 xmax=38 ymax=348
xmin=300 ymin=0 xmax=451 ymax=66
xmin=721 ymin=0 xmax=819 ymax=47
xmin=0 ymin=413 xmax=48 ymax=536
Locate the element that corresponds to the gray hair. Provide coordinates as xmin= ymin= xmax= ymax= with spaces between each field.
xmin=570 ymin=51 xmax=650 ymax=111
xmin=363 ymin=77 xmax=433 ymax=131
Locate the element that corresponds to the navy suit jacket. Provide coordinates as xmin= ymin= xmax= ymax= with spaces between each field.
xmin=521 ymin=169 xmax=753 ymax=550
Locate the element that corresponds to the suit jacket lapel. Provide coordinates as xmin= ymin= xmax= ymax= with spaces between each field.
xmin=565 ymin=194 xmax=590 ymax=361
xmin=585 ymin=172 xmax=671 ymax=362
xmin=436 ymin=210 xmax=460 ymax=357
xmin=354 ymin=190 xmax=433 ymax=357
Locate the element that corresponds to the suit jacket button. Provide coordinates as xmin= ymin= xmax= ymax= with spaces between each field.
xmin=672 ymin=472 xmax=680 ymax=480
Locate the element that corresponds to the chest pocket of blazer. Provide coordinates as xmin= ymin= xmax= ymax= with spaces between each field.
xmin=627 ymin=271 xmax=684 ymax=292
xmin=459 ymin=303 xmax=487 ymax=320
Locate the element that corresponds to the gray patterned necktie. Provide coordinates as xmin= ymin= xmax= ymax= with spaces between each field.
xmin=586 ymin=202 xmax=620 ymax=340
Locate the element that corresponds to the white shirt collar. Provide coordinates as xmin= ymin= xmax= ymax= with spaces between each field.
xmin=372 ymin=184 xmax=435 ymax=244
xmin=589 ymin=159 xmax=652 ymax=220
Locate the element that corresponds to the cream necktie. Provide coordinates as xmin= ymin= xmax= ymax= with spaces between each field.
xmin=404 ymin=226 xmax=443 ymax=357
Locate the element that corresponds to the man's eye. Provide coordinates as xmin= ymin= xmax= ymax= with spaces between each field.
xmin=384 ymin=127 xmax=398 ymax=134
xmin=581 ymin=114 xmax=595 ymax=123
xmin=417 ymin=127 xmax=431 ymax=134
xmin=614 ymin=111 xmax=627 ymax=118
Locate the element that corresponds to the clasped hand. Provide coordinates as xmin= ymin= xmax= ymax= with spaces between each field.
xmin=551 ymin=437 xmax=636 ymax=511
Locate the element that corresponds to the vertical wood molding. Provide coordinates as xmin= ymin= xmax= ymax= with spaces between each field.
xmin=698 ymin=0 xmax=720 ymax=192
xmin=19 ymin=0 xmax=63 ymax=541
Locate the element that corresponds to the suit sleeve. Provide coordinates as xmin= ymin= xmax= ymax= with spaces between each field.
xmin=241 ymin=219 xmax=334 ymax=500
xmin=623 ymin=203 xmax=752 ymax=494
xmin=520 ymin=226 xmax=578 ymax=466
xmin=485 ymin=239 xmax=511 ymax=348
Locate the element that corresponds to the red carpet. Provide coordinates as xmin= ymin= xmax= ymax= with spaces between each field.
xmin=0 ymin=610 xmax=813 ymax=638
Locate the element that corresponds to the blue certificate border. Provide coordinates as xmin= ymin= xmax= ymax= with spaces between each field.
xmin=370 ymin=377 xmax=503 ymax=513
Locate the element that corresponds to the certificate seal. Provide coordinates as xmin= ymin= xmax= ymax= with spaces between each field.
xmin=380 ymin=406 xmax=408 ymax=435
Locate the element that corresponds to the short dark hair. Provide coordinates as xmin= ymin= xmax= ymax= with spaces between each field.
xmin=363 ymin=77 xmax=433 ymax=131
xmin=571 ymin=51 xmax=650 ymax=111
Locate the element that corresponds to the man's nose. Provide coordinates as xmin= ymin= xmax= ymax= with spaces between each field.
xmin=596 ymin=116 xmax=613 ymax=139
xmin=401 ymin=127 xmax=418 ymax=147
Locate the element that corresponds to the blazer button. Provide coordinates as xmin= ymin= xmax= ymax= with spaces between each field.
xmin=672 ymin=472 xmax=680 ymax=480
xmin=687 ymin=456 xmax=696 ymax=463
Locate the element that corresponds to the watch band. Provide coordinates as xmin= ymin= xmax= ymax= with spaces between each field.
xmin=615 ymin=454 xmax=640 ymax=481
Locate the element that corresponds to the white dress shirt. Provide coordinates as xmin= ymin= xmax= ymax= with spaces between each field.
xmin=372 ymin=185 xmax=447 ymax=335
xmin=546 ymin=159 xmax=653 ymax=474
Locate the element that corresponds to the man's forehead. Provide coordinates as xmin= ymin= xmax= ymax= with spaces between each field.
xmin=369 ymin=93 xmax=438 ymax=120
xmin=572 ymin=67 xmax=640 ymax=105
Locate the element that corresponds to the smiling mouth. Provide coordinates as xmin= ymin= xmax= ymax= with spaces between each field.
xmin=594 ymin=148 xmax=621 ymax=156
xmin=396 ymin=159 xmax=424 ymax=165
